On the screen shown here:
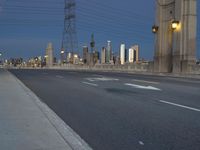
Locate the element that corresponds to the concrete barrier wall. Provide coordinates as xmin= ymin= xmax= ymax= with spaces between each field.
xmin=6 ymin=62 xmax=200 ymax=76
xmin=49 ymin=63 xmax=152 ymax=73
xmin=189 ymin=65 xmax=200 ymax=74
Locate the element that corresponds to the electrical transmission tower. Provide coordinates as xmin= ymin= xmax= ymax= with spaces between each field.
xmin=61 ymin=0 xmax=78 ymax=63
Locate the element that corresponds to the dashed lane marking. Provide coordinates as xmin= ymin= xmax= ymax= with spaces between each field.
xmin=132 ymin=79 xmax=159 ymax=84
xmin=56 ymin=75 xmax=64 ymax=79
xmin=86 ymin=77 xmax=119 ymax=82
xmin=139 ymin=141 xmax=144 ymax=146
xmin=42 ymin=73 xmax=48 ymax=75
xmin=159 ymin=100 xmax=200 ymax=112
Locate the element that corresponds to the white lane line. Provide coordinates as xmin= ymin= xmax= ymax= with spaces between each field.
xmin=125 ymin=83 xmax=161 ymax=91
xmin=132 ymin=79 xmax=159 ymax=84
xmin=159 ymin=100 xmax=200 ymax=112
xmin=92 ymin=74 xmax=104 ymax=77
xmin=139 ymin=141 xmax=144 ymax=146
xmin=82 ymin=82 xmax=98 ymax=87
xmin=56 ymin=75 xmax=64 ymax=79
xmin=86 ymin=77 xmax=119 ymax=82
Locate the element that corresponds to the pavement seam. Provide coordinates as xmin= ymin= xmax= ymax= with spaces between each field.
xmin=7 ymin=70 xmax=93 ymax=150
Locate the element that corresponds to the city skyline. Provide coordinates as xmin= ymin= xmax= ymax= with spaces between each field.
xmin=0 ymin=0 xmax=200 ymax=60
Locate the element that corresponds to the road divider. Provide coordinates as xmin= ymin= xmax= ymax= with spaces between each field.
xmin=125 ymin=83 xmax=161 ymax=91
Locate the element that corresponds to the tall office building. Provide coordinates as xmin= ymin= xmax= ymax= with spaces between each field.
xmin=106 ymin=40 xmax=112 ymax=63
xmin=133 ymin=45 xmax=139 ymax=62
xmin=120 ymin=44 xmax=125 ymax=65
xmin=83 ymin=46 xmax=89 ymax=64
xmin=66 ymin=52 xmax=72 ymax=63
xmin=129 ymin=45 xmax=139 ymax=63
xmin=93 ymin=51 xmax=100 ymax=64
xmin=101 ymin=47 xmax=106 ymax=64
xmin=129 ymin=48 xmax=134 ymax=63
xmin=45 ymin=43 xmax=54 ymax=67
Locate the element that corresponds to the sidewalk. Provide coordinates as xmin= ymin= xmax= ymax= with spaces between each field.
xmin=0 ymin=69 xmax=92 ymax=150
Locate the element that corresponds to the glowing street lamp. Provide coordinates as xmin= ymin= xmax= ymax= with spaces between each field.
xmin=74 ymin=54 xmax=78 ymax=58
xmin=172 ymin=20 xmax=179 ymax=30
xmin=61 ymin=50 xmax=65 ymax=54
xmin=152 ymin=25 xmax=159 ymax=34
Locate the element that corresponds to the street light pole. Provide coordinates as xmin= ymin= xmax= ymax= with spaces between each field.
xmin=0 ymin=52 xmax=3 ymax=66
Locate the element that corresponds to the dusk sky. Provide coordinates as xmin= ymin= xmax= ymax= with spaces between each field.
xmin=0 ymin=0 xmax=199 ymax=60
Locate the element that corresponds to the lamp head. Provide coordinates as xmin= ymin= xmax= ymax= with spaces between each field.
xmin=152 ymin=25 xmax=159 ymax=33
xmin=172 ymin=21 xmax=179 ymax=30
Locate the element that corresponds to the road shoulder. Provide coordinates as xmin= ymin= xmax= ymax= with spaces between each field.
xmin=0 ymin=69 xmax=92 ymax=150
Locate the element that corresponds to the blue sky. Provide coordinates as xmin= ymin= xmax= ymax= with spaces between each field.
xmin=0 ymin=0 xmax=199 ymax=60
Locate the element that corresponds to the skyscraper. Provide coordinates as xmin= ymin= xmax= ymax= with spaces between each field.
xmin=90 ymin=33 xmax=95 ymax=53
xmin=133 ymin=45 xmax=139 ymax=62
xmin=83 ymin=46 xmax=89 ymax=64
xmin=101 ymin=47 xmax=106 ymax=64
xmin=106 ymin=40 xmax=112 ymax=63
xmin=120 ymin=44 xmax=125 ymax=65
xmin=129 ymin=48 xmax=134 ymax=63
xmin=93 ymin=51 xmax=100 ymax=64
xmin=129 ymin=45 xmax=139 ymax=63
xmin=45 ymin=43 xmax=54 ymax=67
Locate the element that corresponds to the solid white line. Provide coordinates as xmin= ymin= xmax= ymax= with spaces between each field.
xmin=125 ymin=83 xmax=161 ymax=91
xmin=159 ymin=100 xmax=200 ymax=112
xmin=82 ymin=82 xmax=98 ymax=87
xmin=132 ymin=79 xmax=159 ymax=84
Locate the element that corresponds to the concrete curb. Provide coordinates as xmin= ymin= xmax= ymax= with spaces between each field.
xmin=7 ymin=70 xmax=93 ymax=150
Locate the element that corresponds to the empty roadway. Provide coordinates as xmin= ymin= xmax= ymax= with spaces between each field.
xmin=9 ymin=69 xmax=200 ymax=150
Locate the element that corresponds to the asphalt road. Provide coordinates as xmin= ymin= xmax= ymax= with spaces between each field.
xmin=9 ymin=69 xmax=200 ymax=150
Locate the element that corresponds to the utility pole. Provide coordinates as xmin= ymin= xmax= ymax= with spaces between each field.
xmin=61 ymin=0 xmax=78 ymax=64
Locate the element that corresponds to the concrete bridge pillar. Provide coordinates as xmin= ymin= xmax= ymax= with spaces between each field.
xmin=154 ymin=0 xmax=197 ymax=73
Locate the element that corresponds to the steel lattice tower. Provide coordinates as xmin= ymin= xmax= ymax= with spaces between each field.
xmin=61 ymin=0 xmax=78 ymax=63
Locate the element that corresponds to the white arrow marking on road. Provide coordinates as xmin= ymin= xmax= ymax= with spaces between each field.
xmin=125 ymin=83 xmax=161 ymax=91
xmin=159 ymin=100 xmax=200 ymax=112
xmin=82 ymin=82 xmax=98 ymax=87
